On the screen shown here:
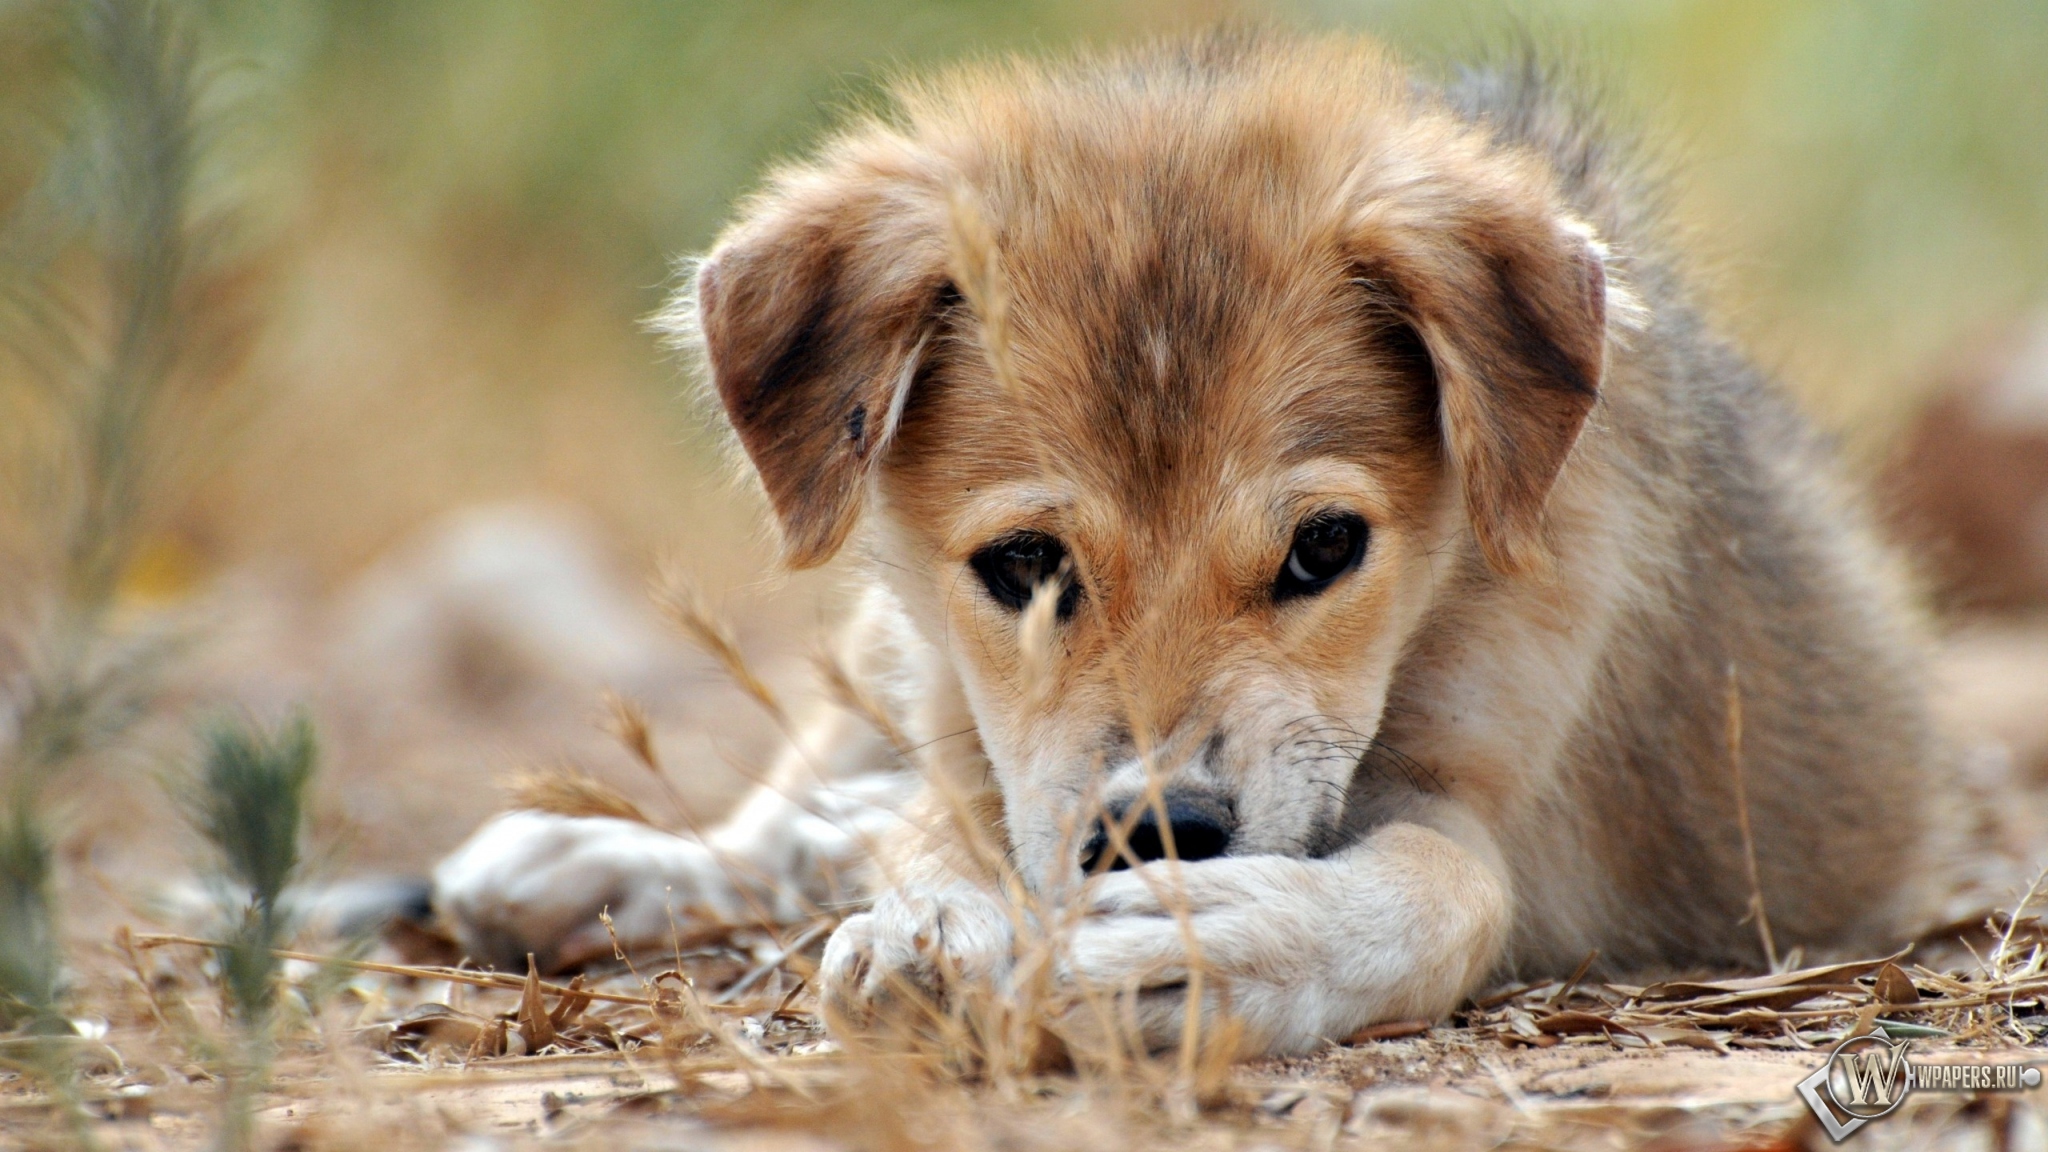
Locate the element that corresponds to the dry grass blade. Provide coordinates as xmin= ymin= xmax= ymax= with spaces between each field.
xmin=1632 ymin=953 xmax=1903 ymax=999
xmin=602 ymin=689 xmax=659 ymax=771
xmin=651 ymin=568 xmax=788 ymax=730
xmin=812 ymin=650 xmax=913 ymax=760
xmin=944 ymin=183 xmax=1021 ymax=399
xmin=1546 ymin=949 xmax=1599 ymax=1008
xmin=599 ymin=689 xmax=694 ymax=826
xmin=716 ymin=920 xmax=833 ymax=1005
xmin=505 ymin=766 xmax=653 ymax=825
xmin=1990 ymin=867 xmax=2048 ymax=977
xmin=1016 ymin=574 xmax=1062 ymax=703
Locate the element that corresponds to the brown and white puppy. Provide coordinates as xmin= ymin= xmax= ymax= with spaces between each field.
xmin=433 ymin=34 xmax=1991 ymax=1055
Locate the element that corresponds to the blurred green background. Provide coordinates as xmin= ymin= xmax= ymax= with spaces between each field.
xmin=9 ymin=0 xmax=2044 ymax=591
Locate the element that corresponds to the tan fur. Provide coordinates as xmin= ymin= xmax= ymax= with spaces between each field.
xmin=436 ymin=32 xmax=1993 ymax=1053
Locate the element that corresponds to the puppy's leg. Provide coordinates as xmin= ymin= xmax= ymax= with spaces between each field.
xmin=1065 ymin=801 xmax=1510 ymax=1056
xmin=433 ymin=704 xmax=911 ymax=969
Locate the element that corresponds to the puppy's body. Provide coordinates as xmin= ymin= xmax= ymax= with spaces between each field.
xmin=434 ymin=35 xmax=1984 ymax=1055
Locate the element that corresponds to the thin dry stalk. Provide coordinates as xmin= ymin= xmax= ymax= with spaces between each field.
xmin=701 ymin=740 xmax=870 ymax=938
xmin=601 ymin=689 xmax=695 ymax=827
xmin=1990 ymin=867 xmax=2048 ymax=978
xmin=1725 ymin=664 xmax=1779 ymax=971
xmin=651 ymin=569 xmax=895 ymax=899
xmin=1075 ymin=537 xmax=1239 ymax=1098
xmin=637 ymin=576 xmax=870 ymax=938
xmin=1016 ymin=575 xmax=1062 ymax=704
xmin=940 ymin=184 xmax=1099 ymax=611
xmin=651 ymin=568 xmax=790 ymax=731
xmin=811 ymin=650 xmax=913 ymax=760
xmin=504 ymin=767 xmax=652 ymax=826
xmin=1135 ymin=741 xmax=1218 ymax=1112
xmin=944 ymin=184 xmax=1022 ymax=400
xmin=130 ymin=932 xmax=676 ymax=1009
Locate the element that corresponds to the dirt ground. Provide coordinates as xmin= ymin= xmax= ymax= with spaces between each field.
xmin=10 ymin=910 xmax=2048 ymax=1151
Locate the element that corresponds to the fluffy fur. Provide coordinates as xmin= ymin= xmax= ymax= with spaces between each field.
xmin=432 ymin=33 xmax=1993 ymax=1056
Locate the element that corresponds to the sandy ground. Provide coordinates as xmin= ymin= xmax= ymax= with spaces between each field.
xmin=11 ymin=942 xmax=2048 ymax=1152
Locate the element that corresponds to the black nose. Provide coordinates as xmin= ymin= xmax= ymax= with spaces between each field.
xmin=1080 ymin=790 xmax=1235 ymax=872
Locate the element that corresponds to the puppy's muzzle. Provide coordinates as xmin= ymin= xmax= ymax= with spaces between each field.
xmin=1080 ymin=789 xmax=1236 ymax=872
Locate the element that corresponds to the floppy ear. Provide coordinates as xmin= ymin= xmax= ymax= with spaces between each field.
xmin=682 ymin=158 xmax=950 ymax=568
xmin=1352 ymin=188 xmax=1611 ymax=576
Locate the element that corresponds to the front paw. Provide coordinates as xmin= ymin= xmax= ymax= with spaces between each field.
xmin=819 ymin=883 xmax=1017 ymax=1028
xmin=431 ymin=810 xmax=752 ymax=971
xmin=1065 ymin=836 xmax=1504 ymax=1055
xmin=1062 ymin=857 xmax=1413 ymax=1055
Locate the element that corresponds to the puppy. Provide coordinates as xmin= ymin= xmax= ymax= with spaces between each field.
xmin=434 ymin=33 xmax=1991 ymax=1056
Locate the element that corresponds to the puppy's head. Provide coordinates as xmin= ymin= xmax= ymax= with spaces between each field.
xmin=670 ymin=37 xmax=1617 ymax=892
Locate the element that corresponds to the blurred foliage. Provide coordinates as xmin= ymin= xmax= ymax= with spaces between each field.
xmin=0 ymin=11 xmax=229 ymax=1135
xmin=191 ymin=712 xmax=314 ymax=934
xmin=209 ymin=0 xmax=2047 ymax=390
xmin=0 ymin=802 xmax=60 ymax=1032
xmin=1 ymin=0 xmax=249 ymax=612
xmin=184 ymin=712 xmax=316 ymax=1151
xmin=1344 ymin=0 xmax=2048 ymax=442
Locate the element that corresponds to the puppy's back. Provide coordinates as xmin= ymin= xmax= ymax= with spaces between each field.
xmin=1442 ymin=59 xmax=1982 ymax=971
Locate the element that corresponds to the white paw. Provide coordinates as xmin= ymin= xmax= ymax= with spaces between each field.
xmin=819 ymin=882 xmax=1018 ymax=1025
xmin=1050 ymin=857 xmax=1309 ymax=1052
xmin=431 ymin=811 xmax=754 ymax=971
xmin=1062 ymin=854 xmax=1469 ymax=1056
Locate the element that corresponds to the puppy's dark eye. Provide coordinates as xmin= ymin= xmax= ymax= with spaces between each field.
xmin=1275 ymin=512 xmax=1368 ymax=600
xmin=970 ymin=532 xmax=1079 ymax=618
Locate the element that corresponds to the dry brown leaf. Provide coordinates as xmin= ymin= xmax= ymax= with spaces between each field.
xmin=1636 ymin=984 xmax=1864 ymax=1014
xmin=375 ymin=1004 xmax=493 ymax=1057
xmin=1874 ymin=962 xmax=1921 ymax=1005
xmin=1635 ymin=953 xmax=1903 ymax=1000
xmin=519 ymin=953 xmax=558 ymax=1052
xmin=1534 ymin=1011 xmax=1641 ymax=1039
xmin=1346 ymin=1019 xmax=1434 ymax=1044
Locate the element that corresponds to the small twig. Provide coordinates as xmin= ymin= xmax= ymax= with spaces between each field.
xmin=1547 ymin=949 xmax=1600 ymax=1008
xmin=126 ymin=932 xmax=725 ymax=1011
xmin=1991 ymin=867 xmax=2048 ymax=977
xmin=715 ymin=920 xmax=833 ymax=1005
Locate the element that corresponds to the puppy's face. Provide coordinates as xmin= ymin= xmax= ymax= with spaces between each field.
xmin=869 ymin=205 xmax=1450 ymax=889
xmin=682 ymin=41 xmax=1613 ymax=893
